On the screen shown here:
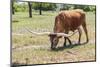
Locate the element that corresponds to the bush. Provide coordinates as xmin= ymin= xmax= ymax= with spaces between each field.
xmin=14 ymin=3 xmax=28 ymax=12
xmin=32 ymin=2 xmax=57 ymax=11
xmin=73 ymin=5 xmax=95 ymax=12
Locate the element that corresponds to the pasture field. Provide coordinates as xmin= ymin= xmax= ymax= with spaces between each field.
xmin=12 ymin=11 xmax=96 ymax=65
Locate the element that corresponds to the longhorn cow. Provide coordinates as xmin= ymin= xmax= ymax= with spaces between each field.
xmin=25 ymin=9 xmax=89 ymax=50
xmin=49 ymin=9 xmax=89 ymax=49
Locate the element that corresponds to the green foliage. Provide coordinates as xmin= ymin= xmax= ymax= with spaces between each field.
xmin=89 ymin=6 xmax=96 ymax=13
xmin=13 ymin=2 xmax=95 ymax=12
xmin=73 ymin=5 xmax=96 ymax=12
xmin=32 ymin=2 xmax=57 ymax=11
xmin=60 ymin=4 xmax=74 ymax=10
xmin=14 ymin=3 xmax=28 ymax=12
xmin=59 ymin=4 xmax=96 ymax=12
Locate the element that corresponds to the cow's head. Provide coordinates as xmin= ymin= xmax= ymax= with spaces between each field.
xmin=49 ymin=34 xmax=61 ymax=50
xmin=49 ymin=31 xmax=77 ymax=50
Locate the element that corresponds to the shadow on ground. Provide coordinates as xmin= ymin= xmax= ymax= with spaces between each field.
xmin=51 ymin=42 xmax=88 ymax=51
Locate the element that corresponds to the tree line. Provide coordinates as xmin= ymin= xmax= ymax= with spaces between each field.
xmin=12 ymin=1 xmax=96 ymax=18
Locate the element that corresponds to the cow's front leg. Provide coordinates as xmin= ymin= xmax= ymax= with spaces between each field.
xmin=63 ymin=37 xmax=72 ymax=47
xmin=66 ymin=37 xmax=72 ymax=45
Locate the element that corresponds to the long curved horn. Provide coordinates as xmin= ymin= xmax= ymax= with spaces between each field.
xmin=59 ymin=30 xmax=78 ymax=37
xmin=25 ymin=27 xmax=78 ymax=37
xmin=50 ymin=30 xmax=78 ymax=37
xmin=25 ymin=27 xmax=51 ymax=35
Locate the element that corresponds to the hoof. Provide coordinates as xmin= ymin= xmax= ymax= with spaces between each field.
xmin=51 ymin=47 xmax=56 ymax=50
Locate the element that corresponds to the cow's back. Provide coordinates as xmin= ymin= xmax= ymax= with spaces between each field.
xmin=58 ymin=9 xmax=85 ymax=32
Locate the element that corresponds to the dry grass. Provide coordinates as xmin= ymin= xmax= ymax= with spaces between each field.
xmin=12 ymin=11 xmax=96 ymax=65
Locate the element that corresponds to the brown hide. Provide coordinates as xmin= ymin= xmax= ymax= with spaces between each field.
xmin=54 ymin=9 xmax=85 ymax=33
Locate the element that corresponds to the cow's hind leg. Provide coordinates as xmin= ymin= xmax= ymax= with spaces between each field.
xmin=82 ymin=22 xmax=89 ymax=43
xmin=63 ymin=37 xmax=72 ymax=47
xmin=63 ymin=37 xmax=67 ymax=47
xmin=78 ymin=27 xmax=82 ymax=44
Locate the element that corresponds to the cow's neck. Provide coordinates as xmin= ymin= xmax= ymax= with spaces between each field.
xmin=53 ymin=25 xmax=65 ymax=33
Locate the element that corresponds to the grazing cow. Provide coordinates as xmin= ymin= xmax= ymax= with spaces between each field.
xmin=49 ymin=9 xmax=89 ymax=49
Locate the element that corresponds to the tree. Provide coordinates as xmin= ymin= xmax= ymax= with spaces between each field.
xmin=32 ymin=2 xmax=57 ymax=15
xmin=12 ymin=0 xmax=15 ymax=14
xmin=39 ymin=3 xmax=42 ymax=15
xmin=60 ymin=4 xmax=71 ymax=10
xmin=73 ymin=5 xmax=91 ymax=12
xmin=28 ymin=2 xmax=32 ymax=18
